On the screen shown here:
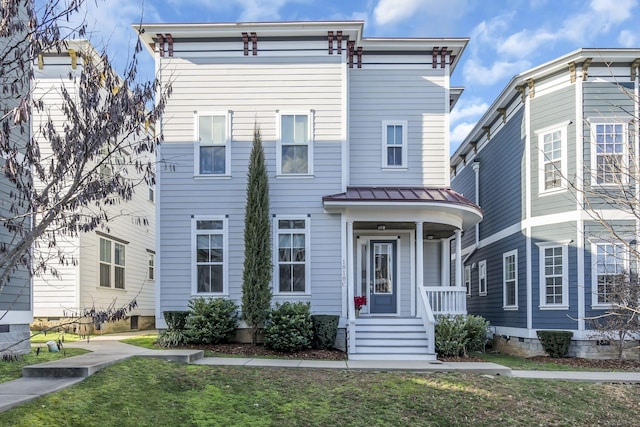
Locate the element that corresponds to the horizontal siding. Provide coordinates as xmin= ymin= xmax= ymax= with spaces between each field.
xmin=465 ymin=231 xmax=527 ymax=329
xmin=530 ymin=85 xmax=577 ymax=217
xmin=349 ymin=69 xmax=447 ymax=187
xmin=451 ymin=160 xmax=477 ymax=248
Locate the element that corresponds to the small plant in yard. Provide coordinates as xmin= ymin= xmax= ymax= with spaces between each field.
xmin=537 ymin=330 xmax=573 ymax=358
xmin=311 ymin=314 xmax=339 ymax=350
xmin=186 ymin=298 xmax=239 ymax=345
xmin=354 ymin=296 xmax=367 ymax=310
xmin=157 ymin=311 xmax=190 ymax=348
xmin=264 ymin=301 xmax=313 ymax=352
xmin=435 ymin=314 xmax=489 ymax=357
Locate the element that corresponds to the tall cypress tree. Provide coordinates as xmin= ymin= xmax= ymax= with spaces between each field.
xmin=242 ymin=125 xmax=272 ymax=345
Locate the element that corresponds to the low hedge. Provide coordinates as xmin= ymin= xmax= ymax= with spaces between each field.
xmin=264 ymin=302 xmax=313 ymax=352
xmin=311 ymin=314 xmax=339 ymax=350
xmin=537 ymin=330 xmax=573 ymax=358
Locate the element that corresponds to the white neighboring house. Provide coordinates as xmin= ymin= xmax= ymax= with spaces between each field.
xmin=31 ymin=41 xmax=156 ymax=333
xmin=138 ymin=21 xmax=481 ymax=360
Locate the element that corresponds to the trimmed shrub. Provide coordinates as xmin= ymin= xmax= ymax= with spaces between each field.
xmin=186 ymin=297 xmax=239 ymax=345
xmin=537 ymin=330 xmax=573 ymax=358
xmin=311 ymin=314 xmax=339 ymax=350
xmin=157 ymin=311 xmax=190 ymax=348
xmin=264 ymin=302 xmax=313 ymax=352
xmin=435 ymin=314 xmax=489 ymax=357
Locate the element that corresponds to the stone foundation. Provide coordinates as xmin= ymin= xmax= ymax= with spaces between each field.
xmin=0 ymin=324 xmax=31 ymax=356
xmin=31 ymin=315 xmax=155 ymax=336
xmin=492 ymin=334 xmax=640 ymax=360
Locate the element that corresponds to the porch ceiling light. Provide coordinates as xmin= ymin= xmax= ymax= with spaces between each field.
xmin=377 ymin=224 xmax=386 ymax=231
xmin=426 ymin=234 xmax=434 ymax=240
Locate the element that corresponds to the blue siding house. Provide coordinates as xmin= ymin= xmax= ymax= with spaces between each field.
xmin=452 ymin=48 xmax=640 ymax=359
xmin=138 ymin=21 xmax=482 ymax=360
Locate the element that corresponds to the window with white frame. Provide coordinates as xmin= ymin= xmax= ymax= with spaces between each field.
xmin=464 ymin=265 xmax=471 ymax=296
xmin=148 ymin=184 xmax=155 ymax=203
xmin=503 ymin=250 xmax=518 ymax=309
xmin=148 ymin=252 xmax=155 ymax=281
xmin=537 ymin=123 xmax=568 ymax=192
xmin=278 ymin=112 xmax=313 ymax=175
xmin=593 ymin=242 xmax=626 ymax=305
xmin=275 ymin=217 xmax=310 ymax=293
xmin=591 ymin=122 xmax=627 ymax=185
xmin=382 ymin=120 xmax=407 ymax=168
xmin=538 ymin=244 xmax=568 ymax=308
xmin=478 ymin=260 xmax=487 ymax=296
xmin=99 ymin=237 xmax=126 ymax=289
xmin=196 ymin=112 xmax=230 ymax=176
xmin=193 ymin=217 xmax=226 ymax=294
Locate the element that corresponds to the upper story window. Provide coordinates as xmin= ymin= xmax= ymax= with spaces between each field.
xmin=478 ymin=260 xmax=487 ymax=296
xmin=195 ymin=112 xmax=231 ymax=177
xmin=503 ymin=249 xmax=518 ymax=309
xmin=382 ymin=120 xmax=408 ymax=169
xmin=148 ymin=251 xmax=155 ymax=281
xmin=536 ymin=122 xmax=569 ymax=193
xmin=192 ymin=216 xmax=227 ymax=295
xmin=275 ymin=216 xmax=310 ymax=294
xmin=538 ymin=243 xmax=569 ymax=309
xmin=99 ymin=237 xmax=126 ymax=289
xmin=277 ymin=112 xmax=313 ymax=176
xmin=591 ymin=122 xmax=627 ymax=186
xmin=592 ymin=242 xmax=626 ymax=306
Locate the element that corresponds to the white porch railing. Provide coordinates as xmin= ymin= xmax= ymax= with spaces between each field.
xmin=423 ymin=286 xmax=467 ymax=316
xmin=417 ymin=285 xmax=436 ymax=354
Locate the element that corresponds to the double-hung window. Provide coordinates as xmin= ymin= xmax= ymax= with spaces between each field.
xmin=593 ymin=242 xmax=626 ymax=306
xmin=591 ymin=122 xmax=627 ymax=185
xmin=478 ymin=260 xmax=487 ymax=296
xmin=195 ymin=112 xmax=230 ymax=176
xmin=99 ymin=237 xmax=126 ymax=289
xmin=192 ymin=217 xmax=227 ymax=294
xmin=503 ymin=250 xmax=518 ymax=309
xmin=277 ymin=112 xmax=313 ymax=175
xmin=538 ymin=243 xmax=569 ymax=309
xmin=464 ymin=265 xmax=471 ymax=296
xmin=382 ymin=120 xmax=408 ymax=168
xmin=536 ymin=122 xmax=568 ymax=193
xmin=275 ymin=217 xmax=310 ymax=294
xmin=147 ymin=251 xmax=155 ymax=281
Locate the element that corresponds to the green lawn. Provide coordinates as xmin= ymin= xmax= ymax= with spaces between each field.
xmin=475 ymin=352 xmax=587 ymax=371
xmin=0 ymin=347 xmax=89 ymax=383
xmin=1 ymin=357 xmax=639 ymax=426
xmin=29 ymin=331 xmax=85 ymax=344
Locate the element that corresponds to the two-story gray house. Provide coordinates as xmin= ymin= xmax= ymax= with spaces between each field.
xmin=138 ymin=20 xmax=482 ymax=360
xmin=451 ymin=48 xmax=640 ymax=359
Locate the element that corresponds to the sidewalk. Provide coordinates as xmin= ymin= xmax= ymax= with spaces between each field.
xmin=2 ymin=330 xmax=640 ymax=413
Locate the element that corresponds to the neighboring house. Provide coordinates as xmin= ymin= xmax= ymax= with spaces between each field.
xmin=451 ymin=48 xmax=640 ymax=359
xmin=0 ymin=23 xmax=31 ymax=356
xmin=138 ymin=21 xmax=482 ymax=360
xmin=30 ymin=41 xmax=156 ymax=333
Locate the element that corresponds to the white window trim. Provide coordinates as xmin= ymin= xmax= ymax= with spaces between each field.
xmin=503 ymin=249 xmax=518 ymax=310
xmin=536 ymin=241 xmax=570 ymax=310
xmin=273 ymin=215 xmax=311 ymax=296
xmin=381 ymin=120 xmax=408 ymax=170
xmin=147 ymin=252 xmax=155 ymax=282
xmin=464 ymin=265 xmax=471 ymax=296
xmin=191 ymin=215 xmax=229 ymax=296
xmin=193 ymin=111 xmax=232 ymax=178
xmin=478 ymin=260 xmax=487 ymax=296
xmin=536 ymin=121 xmax=569 ymax=195
xmin=276 ymin=110 xmax=314 ymax=177
xmin=591 ymin=241 xmax=628 ymax=309
xmin=98 ymin=237 xmax=126 ymax=290
xmin=588 ymin=119 xmax=630 ymax=188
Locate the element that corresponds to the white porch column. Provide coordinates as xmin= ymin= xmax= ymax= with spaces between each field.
xmin=415 ymin=222 xmax=424 ymax=317
xmin=346 ymin=220 xmax=356 ymax=354
xmin=441 ymin=238 xmax=449 ymax=286
xmin=454 ymin=229 xmax=462 ymax=288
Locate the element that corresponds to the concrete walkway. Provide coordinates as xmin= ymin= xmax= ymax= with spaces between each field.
xmin=2 ymin=330 xmax=640 ymax=413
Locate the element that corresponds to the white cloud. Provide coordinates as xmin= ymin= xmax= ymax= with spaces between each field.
xmin=372 ymin=0 xmax=470 ymax=29
xmin=165 ymin=0 xmax=310 ymax=21
xmin=450 ymin=99 xmax=488 ymax=125
xmin=497 ymin=29 xmax=556 ymax=58
xmin=373 ymin=0 xmax=427 ymax=26
xmin=463 ymin=58 xmax=530 ymax=86
xmin=618 ymin=29 xmax=638 ymax=47
xmin=450 ymin=122 xmax=476 ymax=152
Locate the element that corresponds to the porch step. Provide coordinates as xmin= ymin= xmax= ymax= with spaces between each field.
xmin=351 ymin=317 xmax=436 ymax=361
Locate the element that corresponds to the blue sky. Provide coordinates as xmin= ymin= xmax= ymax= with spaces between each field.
xmin=64 ymin=0 xmax=640 ymax=152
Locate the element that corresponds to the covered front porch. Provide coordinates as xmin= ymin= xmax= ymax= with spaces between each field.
xmin=323 ymin=187 xmax=483 ymax=360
